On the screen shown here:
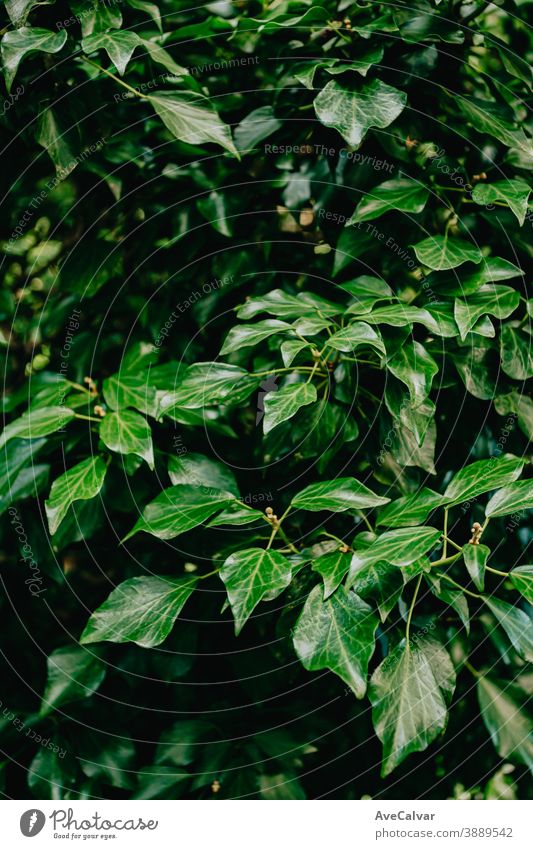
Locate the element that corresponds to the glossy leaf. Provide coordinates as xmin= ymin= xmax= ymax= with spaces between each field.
xmin=263 ymin=382 xmax=317 ymax=434
xmin=45 ymin=456 xmax=107 ymax=535
xmin=40 ymin=646 xmax=106 ymax=715
xmin=220 ymin=548 xmax=292 ymax=635
xmin=81 ymin=576 xmax=197 ymax=648
xmin=485 ymin=479 xmax=533 ymax=518
xmin=124 ymin=485 xmax=236 ymax=541
xmin=293 ymin=585 xmax=378 ymax=697
xmin=314 ymin=79 xmax=407 ymax=147
xmin=369 ymin=637 xmax=456 ymax=776
xmin=292 ymin=477 xmax=390 ymax=513
xmin=100 ymin=410 xmax=154 ymax=469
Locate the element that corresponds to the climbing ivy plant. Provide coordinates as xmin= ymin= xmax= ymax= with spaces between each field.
xmin=1 ymin=0 xmax=532 ymax=799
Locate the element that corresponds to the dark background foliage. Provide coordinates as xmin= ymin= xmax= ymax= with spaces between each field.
xmin=0 ymin=0 xmax=532 ymax=800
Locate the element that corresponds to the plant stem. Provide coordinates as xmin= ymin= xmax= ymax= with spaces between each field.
xmin=436 ymin=572 xmax=481 ymax=599
xmin=74 ymin=413 xmax=101 ymax=422
xmin=486 ymin=565 xmax=509 ymax=578
xmin=431 ymin=551 xmax=462 ymax=569
xmin=406 ymin=574 xmax=423 ymax=643
xmin=250 ymin=366 xmax=324 ymax=377
xmin=359 ymin=512 xmax=374 ymax=533
xmin=442 ymin=535 xmax=463 ymax=554
xmin=443 ymin=508 xmax=449 ymax=558
xmin=66 ymin=380 xmax=95 ymax=395
xmin=82 ymin=56 xmax=151 ymax=99
xmin=464 ymin=659 xmax=481 ymax=679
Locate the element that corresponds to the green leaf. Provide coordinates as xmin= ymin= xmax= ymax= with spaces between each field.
xmin=361 ymin=304 xmax=439 ymax=333
xmin=349 ymin=527 xmax=441 ymax=576
xmin=236 ymin=289 xmax=339 ymax=320
xmin=326 ymin=322 xmax=385 ymax=355
xmin=472 ymin=179 xmax=531 ymax=226
xmin=124 ymin=485 xmax=236 ymax=541
xmin=377 ymin=488 xmax=444 ymax=528
xmin=457 ymin=95 xmax=532 ymax=153
xmin=386 ymin=342 xmax=438 ymax=408
xmin=80 ymin=575 xmax=197 ymax=648
xmin=454 ymin=285 xmax=520 ymax=339
xmin=168 ymin=452 xmax=239 ymax=496
xmin=0 ymin=406 xmax=75 ymax=448
xmin=220 ymin=548 xmax=292 ymax=635
xmin=40 ymin=645 xmax=106 ymax=716
xmin=1 ymin=26 xmax=67 ymax=91
xmin=149 ymin=91 xmax=239 ymax=157
xmin=36 ymin=107 xmax=76 ymax=177
xmin=426 ymin=575 xmax=470 ymax=632
xmin=5 ymin=0 xmax=41 ymax=26
xmin=292 ymin=477 xmax=390 ymax=512
xmin=352 ymin=178 xmax=429 ymax=223
xmin=412 ymin=236 xmax=483 ymax=271
xmin=510 ymin=565 xmax=533 ymax=604
xmin=313 ymin=79 xmax=407 ymax=147
xmin=103 ymin=373 xmax=157 ymax=416
xmin=100 ymin=410 xmax=154 ymax=469
xmin=45 ymin=457 xmax=108 ymax=535
xmin=443 ymin=456 xmax=524 ymax=506
xmin=396 ymin=12 xmax=464 ymax=43
xmin=142 ymin=39 xmax=188 ymax=77
xmin=312 ymin=549 xmax=352 ymax=599
xmin=484 ymin=597 xmax=533 ymax=662
xmin=263 ymin=382 xmax=317 ymax=434
xmin=463 ymin=543 xmax=489 ymax=591
xmin=485 ymin=479 xmax=533 ymax=518
xmin=341 ymin=276 xmax=393 ymax=314
xmin=293 ymin=585 xmax=378 ymax=697
xmin=234 ymin=106 xmax=283 ymax=153
xmin=82 ymin=31 xmax=142 ymax=75
xmin=477 ymin=676 xmax=533 ymax=772
xmin=295 ymin=45 xmax=385 ymax=88
xmin=369 ymin=637 xmax=456 ymax=776
xmin=220 ymin=319 xmax=293 ymax=355
xmin=280 ymin=339 xmax=311 ymax=367
xmin=500 ymin=326 xmax=533 ymax=380
xmin=349 ymin=560 xmax=403 ymax=622
xmin=157 ymin=363 xmax=260 ymax=411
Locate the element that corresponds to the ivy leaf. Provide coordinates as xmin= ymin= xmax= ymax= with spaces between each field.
xmin=157 ymin=363 xmax=260 ymax=411
xmin=291 ymin=477 xmax=390 ymax=512
xmin=313 ymin=79 xmax=406 ymax=147
xmin=293 ymin=585 xmax=378 ymax=697
xmin=426 ymin=575 xmax=470 ymax=633
xmin=376 ymin=488 xmax=444 ymax=528
xmin=100 ymin=410 xmax=154 ymax=470
xmin=45 ymin=457 xmax=108 ymax=535
xmin=500 ymin=326 xmax=533 ymax=380
xmin=1 ymin=26 xmax=67 ymax=91
xmin=236 ymin=289 xmax=339 ymax=320
xmin=82 ymin=31 xmax=142 ymax=75
xmin=311 ymin=549 xmax=352 ymax=599
xmin=220 ymin=548 xmax=292 ymax=635
xmin=280 ymin=339 xmax=311 ymax=367
xmin=386 ymin=342 xmax=438 ymax=408
xmin=168 ymin=452 xmax=239 ymax=497
xmin=342 ymin=276 xmax=394 ymax=314
xmin=472 ymin=180 xmax=531 ymax=226
xmin=349 ymin=561 xmax=403 ymax=622
xmin=509 ymin=565 xmax=533 ymax=604
xmin=123 ymin=485 xmax=236 ymax=541
xmin=103 ymin=373 xmax=157 ymax=417
xmin=352 ymin=178 xmax=429 ymax=223
xmin=362 ymin=304 xmax=439 ymax=333
xmin=349 ymin=527 xmax=441 ymax=577
xmin=220 ymin=319 xmax=293 ymax=355
xmin=149 ymin=91 xmax=239 ymax=157
xmin=412 ymin=236 xmax=483 ymax=271
xmin=80 ymin=575 xmax=197 ymax=648
xmin=40 ymin=645 xmax=106 ymax=716
xmin=295 ymin=45 xmax=384 ymax=88
xmin=263 ymin=382 xmax=317 ymax=434
xmin=463 ymin=543 xmax=489 ymax=591
xmin=485 ymin=479 xmax=533 ymax=518
xmin=326 ymin=322 xmax=385 ymax=355
xmin=234 ymin=105 xmax=283 ymax=153
xmin=457 ymin=95 xmax=532 ymax=152
xmin=369 ymin=637 xmax=456 ymax=776
xmin=36 ymin=107 xmax=76 ymax=177
xmin=454 ymin=285 xmax=520 ymax=340
xmin=484 ymin=597 xmax=533 ymax=662
xmin=477 ymin=676 xmax=533 ymax=772
xmin=442 ymin=456 xmax=524 ymax=506
xmin=0 ymin=406 xmax=75 ymax=448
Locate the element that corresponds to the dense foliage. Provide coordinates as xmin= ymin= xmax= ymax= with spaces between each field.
xmin=1 ymin=0 xmax=532 ymax=800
